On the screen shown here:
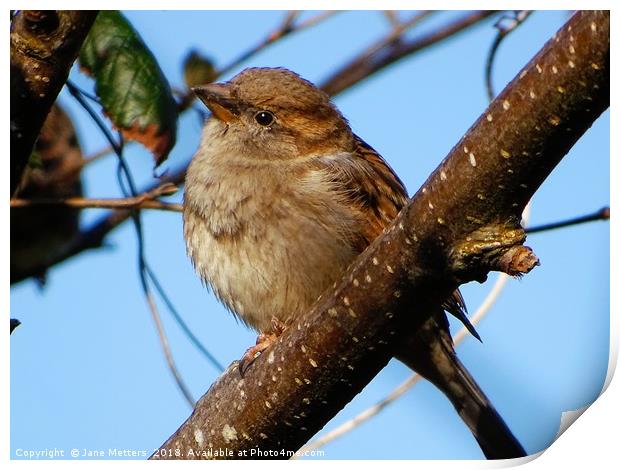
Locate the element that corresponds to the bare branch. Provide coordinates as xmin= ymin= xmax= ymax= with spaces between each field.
xmin=145 ymin=289 xmax=195 ymax=408
xmin=382 ymin=11 xmax=400 ymax=28
xmin=217 ymin=11 xmax=338 ymax=78
xmin=367 ymin=11 xmax=435 ymax=56
xmin=67 ymin=80 xmax=199 ymax=408
xmin=527 ymin=206 xmax=609 ymax=234
xmin=144 ymin=264 xmax=225 ymax=372
xmin=485 ymin=11 xmax=533 ymax=100
xmin=84 ymin=145 xmax=117 ymax=165
xmin=150 ymin=11 xmax=609 ymax=459
xmin=10 ymin=197 xmax=182 ymax=212
xmin=10 ymin=184 xmax=183 ymax=213
xmin=10 ymin=10 xmax=98 ymax=194
xmin=320 ymin=11 xmax=496 ymax=96
xmin=10 ymin=165 xmax=187 ymax=284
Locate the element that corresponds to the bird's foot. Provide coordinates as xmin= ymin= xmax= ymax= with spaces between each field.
xmin=238 ymin=317 xmax=287 ymax=375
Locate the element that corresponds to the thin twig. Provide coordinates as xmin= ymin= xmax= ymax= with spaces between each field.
xmin=144 ymin=264 xmax=225 ymax=372
xmin=382 ymin=11 xmax=401 ymax=28
xmin=322 ymin=10 xmax=434 ymax=86
xmin=84 ymin=144 xmax=118 ymax=163
xmin=11 ymin=181 xmax=180 ymax=210
xmin=485 ymin=11 xmax=533 ymax=101
xmin=365 ymin=10 xmax=435 ymax=58
xmin=145 ymin=290 xmax=196 ymax=406
xmin=66 ymin=82 xmax=122 ymax=154
xmin=10 ymin=163 xmax=189 ymax=285
xmin=11 ymin=196 xmax=182 ymax=212
xmin=320 ymin=10 xmax=497 ymax=96
xmin=294 ymin=10 xmax=339 ymax=30
xmin=217 ymin=10 xmax=338 ymax=78
xmin=527 ymin=206 xmax=609 ymax=234
xmin=217 ymin=10 xmax=296 ymax=76
xmin=66 ymin=81 xmax=196 ymax=408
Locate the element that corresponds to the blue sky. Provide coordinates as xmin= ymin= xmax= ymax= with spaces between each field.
xmin=10 ymin=11 xmax=610 ymax=459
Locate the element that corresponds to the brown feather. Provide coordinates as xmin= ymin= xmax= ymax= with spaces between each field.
xmin=313 ymin=133 xmax=474 ymax=336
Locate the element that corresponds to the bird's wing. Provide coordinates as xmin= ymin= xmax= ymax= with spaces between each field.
xmin=315 ymin=134 xmax=479 ymax=339
xmin=315 ymin=134 xmax=409 ymax=252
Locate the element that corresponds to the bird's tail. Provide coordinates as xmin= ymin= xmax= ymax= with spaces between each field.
xmin=395 ymin=314 xmax=526 ymax=460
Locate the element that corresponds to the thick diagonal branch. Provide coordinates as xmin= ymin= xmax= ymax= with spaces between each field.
xmin=10 ymin=10 xmax=98 ymax=195
xmin=151 ymin=10 xmax=609 ymax=459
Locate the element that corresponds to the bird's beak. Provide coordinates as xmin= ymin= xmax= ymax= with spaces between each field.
xmin=192 ymin=83 xmax=240 ymax=123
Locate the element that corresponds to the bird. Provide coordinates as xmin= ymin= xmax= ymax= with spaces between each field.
xmin=183 ymin=67 xmax=526 ymax=459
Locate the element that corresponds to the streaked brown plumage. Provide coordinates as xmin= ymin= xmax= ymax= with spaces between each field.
xmin=183 ymin=67 xmax=525 ymax=458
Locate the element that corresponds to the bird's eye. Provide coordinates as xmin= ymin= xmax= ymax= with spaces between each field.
xmin=254 ymin=111 xmax=274 ymax=126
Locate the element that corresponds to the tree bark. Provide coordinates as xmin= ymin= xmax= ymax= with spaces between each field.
xmin=151 ymin=10 xmax=609 ymax=460
xmin=10 ymin=10 xmax=98 ymax=195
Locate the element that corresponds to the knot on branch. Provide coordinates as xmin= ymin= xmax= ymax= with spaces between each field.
xmin=22 ymin=11 xmax=60 ymax=37
xmin=449 ymin=224 xmax=538 ymax=282
xmin=496 ymin=245 xmax=540 ymax=277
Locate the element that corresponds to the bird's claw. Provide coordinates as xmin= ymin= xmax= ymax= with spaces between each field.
xmin=238 ymin=318 xmax=287 ymax=375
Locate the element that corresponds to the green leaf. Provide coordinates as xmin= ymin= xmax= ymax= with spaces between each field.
xmin=80 ymin=11 xmax=177 ymax=164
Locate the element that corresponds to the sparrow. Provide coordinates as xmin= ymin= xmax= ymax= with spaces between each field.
xmin=183 ymin=67 xmax=525 ymax=459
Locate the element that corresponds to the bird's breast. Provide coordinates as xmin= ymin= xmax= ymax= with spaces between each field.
xmin=183 ymin=157 xmax=360 ymax=332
